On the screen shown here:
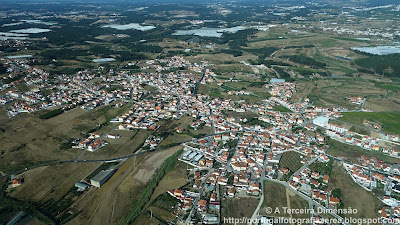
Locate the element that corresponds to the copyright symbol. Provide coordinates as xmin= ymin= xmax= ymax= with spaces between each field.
xmin=266 ymin=207 xmax=273 ymax=214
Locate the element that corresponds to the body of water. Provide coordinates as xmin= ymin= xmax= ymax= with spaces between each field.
xmin=351 ymin=46 xmax=400 ymax=55
xmin=172 ymin=26 xmax=247 ymax=38
xmin=103 ymin=23 xmax=156 ymax=31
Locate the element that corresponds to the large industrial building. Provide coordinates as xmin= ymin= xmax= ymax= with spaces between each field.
xmin=90 ymin=169 xmax=115 ymax=188
xmin=313 ymin=116 xmax=329 ymax=128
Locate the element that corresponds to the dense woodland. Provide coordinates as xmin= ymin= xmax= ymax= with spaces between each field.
xmin=283 ymin=54 xmax=326 ymax=68
xmin=354 ymin=53 xmax=400 ymax=77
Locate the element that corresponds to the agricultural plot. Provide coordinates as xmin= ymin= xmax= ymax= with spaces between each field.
xmin=340 ymin=112 xmax=400 ymax=134
xmin=279 ymin=151 xmax=305 ymax=173
xmin=326 ymin=138 xmax=400 ymax=165
xmin=328 ymin=165 xmax=379 ymax=220
xmin=221 ymin=197 xmax=260 ymax=224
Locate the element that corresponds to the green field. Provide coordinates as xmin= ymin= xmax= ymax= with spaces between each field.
xmin=340 ymin=112 xmax=400 ymax=134
xmin=328 ymin=165 xmax=379 ymax=220
xmin=279 ymin=151 xmax=304 ymax=172
xmin=261 ymin=181 xmax=308 ymax=219
xmin=262 ymin=181 xmax=289 ymax=216
xmin=273 ymin=105 xmax=292 ymax=112
xmin=326 ymin=138 xmax=400 ymax=164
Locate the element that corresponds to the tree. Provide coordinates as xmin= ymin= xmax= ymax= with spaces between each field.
xmin=331 ymin=188 xmax=342 ymax=198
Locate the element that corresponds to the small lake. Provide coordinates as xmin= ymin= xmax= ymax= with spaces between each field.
xmin=9 ymin=28 xmax=51 ymax=34
xmin=103 ymin=23 xmax=156 ymax=31
xmin=351 ymin=46 xmax=400 ymax=55
xmin=172 ymin=26 xmax=247 ymax=38
xmin=93 ymin=58 xmax=115 ymax=63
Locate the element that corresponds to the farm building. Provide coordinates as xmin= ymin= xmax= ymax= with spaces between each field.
xmin=90 ymin=169 xmax=115 ymax=187
xmin=75 ymin=182 xmax=89 ymax=191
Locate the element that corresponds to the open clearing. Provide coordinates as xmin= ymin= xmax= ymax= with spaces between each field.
xmin=328 ymin=164 xmax=379 ymax=220
xmin=0 ymin=101 xmax=141 ymax=175
xmin=0 ymin=108 xmax=89 ymax=173
xmin=221 ymin=197 xmax=260 ymax=225
xmin=8 ymin=162 xmax=99 ymax=205
xmin=340 ymin=112 xmax=400 ymax=134
xmin=148 ymin=160 xmax=187 ymax=203
xmin=261 ymin=181 xmax=289 ymax=217
xmin=260 ymin=181 xmax=308 ymax=219
xmin=279 ymin=151 xmax=305 ymax=172
xmin=67 ymin=146 xmax=182 ymax=225
xmin=327 ymin=138 xmax=400 ymax=164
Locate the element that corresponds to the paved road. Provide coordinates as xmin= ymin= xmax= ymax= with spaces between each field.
xmin=0 ymin=149 xmax=149 ymax=179
xmin=287 ymin=157 xmax=318 ymax=184
xmin=250 ymin=156 xmax=268 ymax=222
xmin=194 ymin=68 xmax=206 ymax=99
xmin=185 ymin=170 xmax=212 ymax=225
xmin=263 ymin=178 xmax=350 ymax=225
xmin=250 ymin=156 xmax=317 ymax=224
xmin=0 ymin=130 xmax=232 ymax=179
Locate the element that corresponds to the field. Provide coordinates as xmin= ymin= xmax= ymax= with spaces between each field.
xmin=133 ymin=161 xmax=188 ymax=224
xmin=67 ymin=146 xmax=182 ymax=225
xmin=273 ymin=105 xmax=292 ymax=112
xmin=156 ymin=116 xmax=212 ymax=148
xmin=147 ymin=160 xmax=187 ymax=203
xmin=261 ymin=181 xmax=289 ymax=217
xmin=0 ymin=108 xmax=88 ymax=174
xmin=327 ymin=138 xmax=400 ymax=164
xmin=82 ymin=129 xmax=152 ymax=160
xmin=0 ymin=102 xmax=138 ymax=175
xmin=8 ymin=163 xmax=99 ymax=204
xmin=159 ymin=133 xmax=192 ymax=147
xmin=290 ymin=78 xmax=400 ymax=112
xmin=308 ymin=160 xmax=333 ymax=176
xmin=261 ymin=181 xmax=309 ymax=219
xmin=279 ymin=151 xmax=305 ymax=172
xmin=340 ymin=112 xmax=400 ymax=134
xmin=221 ymin=197 xmax=260 ymax=225
xmin=328 ymin=165 xmax=379 ymax=220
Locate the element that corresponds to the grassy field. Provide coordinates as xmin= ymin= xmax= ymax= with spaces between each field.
xmin=8 ymin=163 xmax=98 ymax=203
xmin=287 ymin=189 xmax=309 ymax=219
xmin=293 ymin=79 xmax=394 ymax=110
xmin=15 ymin=83 xmax=30 ymax=92
xmin=147 ymin=160 xmax=187 ymax=203
xmin=67 ymin=146 xmax=182 ymax=225
xmin=0 ymin=102 xmax=137 ymax=174
xmin=135 ymin=161 xmax=187 ymax=224
xmin=328 ymin=165 xmax=379 ymax=220
xmin=349 ymin=126 xmax=371 ymax=135
xmin=6 ymin=162 xmax=99 ymax=224
xmin=82 ymin=129 xmax=152 ymax=160
xmin=273 ymin=105 xmax=292 ymax=112
xmin=326 ymin=138 xmax=400 ymax=164
xmin=364 ymin=97 xmax=400 ymax=112
xmin=340 ymin=112 xmax=400 ymax=134
xmin=261 ymin=180 xmax=308 ymax=220
xmin=279 ymin=151 xmax=305 ymax=172
xmin=221 ymin=197 xmax=260 ymax=224
xmin=261 ymin=181 xmax=289 ymax=217
xmin=0 ymin=109 xmax=88 ymax=174
xmin=308 ymin=160 xmax=333 ymax=176
xmin=159 ymin=133 xmax=192 ymax=147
